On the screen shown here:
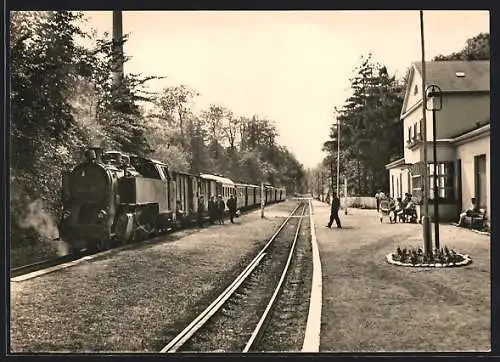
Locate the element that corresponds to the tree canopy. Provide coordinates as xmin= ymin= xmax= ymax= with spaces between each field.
xmin=316 ymin=53 xmax=405 ymax=198
xmin=433 ymin=32 xmax=489 ymax=61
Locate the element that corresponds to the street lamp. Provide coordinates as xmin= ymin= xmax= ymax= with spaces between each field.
xmin=329 ymin=124 xmax=341 ymax=193
xmin=419 ymin=10 xmax=432 ymax=255
xmin=426 ymin=84 xmax=442 ymax=250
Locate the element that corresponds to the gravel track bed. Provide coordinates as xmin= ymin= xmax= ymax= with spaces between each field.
xmin=10 ymin=201 xmax=297 ymax=353
xmin=255 ymin=209 xmax=312 ymax=352
xmin=179 ymin=204 xmax=305 ymax=352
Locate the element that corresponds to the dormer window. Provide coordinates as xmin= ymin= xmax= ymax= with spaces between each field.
xmin=414 ymin=85 xmax=418 ymax=95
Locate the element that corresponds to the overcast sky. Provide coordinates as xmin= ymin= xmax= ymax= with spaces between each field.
xmin=82 ymin=10 xmax=489 ymax=168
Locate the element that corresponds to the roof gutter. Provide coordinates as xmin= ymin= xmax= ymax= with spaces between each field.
xmin=385 ymin=157 xmax=406 ymax=170
xmin=451 ymin=124 xmax=490 ymax=146
xmin=400 ymin=99 xmax=423 ymax=120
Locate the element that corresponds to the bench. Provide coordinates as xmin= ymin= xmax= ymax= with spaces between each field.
xmin=464 ymin=208 xmax=487 ymax=231
xmin=403 ymin=207 xmax=418 ymax=223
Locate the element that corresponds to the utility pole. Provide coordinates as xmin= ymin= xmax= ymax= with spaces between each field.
xmin=344 ymin=177 xmax=348 ymax=215
xmin=261 ymin=182 xmax=265 ymax=218
xmin=320 ymin=169 xmax=323 ymax=201
xmin=420 ymin=10 xmax=432 ymax=254
xmin=432 ymin=106 xmax=440 ymax=250
xmin=336 ymin=121 xmax=341 ymax=197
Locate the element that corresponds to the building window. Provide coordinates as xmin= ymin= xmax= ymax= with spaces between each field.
xmin=411 ymin=174 xmax=422 ymax=199
xmin=414 ymin=85 xmax=418 ymax=95
xmin=408 ymin=127 xmax=411 ymax=142
xmin=429 ymin=162 xmax=455 ymax=201
xmin=413 ymin=123 xmax=417 ymax=140
xmin=419 ymin=119 xmax=423 ymax=139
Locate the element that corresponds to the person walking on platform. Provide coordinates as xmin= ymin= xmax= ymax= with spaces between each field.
xmin=227 ymin=194 xmax=237 ymax=223
xmin=208 ymin=195 xmax=216 ymax=224
xmin=216 ymin=195 xmax=225 ymax=224
xmin=375 ymin=190 xmax=382 ymax=212
xmin=326 ymin=192 xmax=342 ymax=229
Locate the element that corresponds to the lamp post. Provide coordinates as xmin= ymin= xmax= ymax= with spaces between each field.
xmin=426 ymin=84 xmax=442 ymax=250
xmin=419 ymin=10 xmax=432 ymax=255
xmin=336 ymin=121 xmax=341 ymax=197
xmin=329 ymin=123 xmax=341 ymax=195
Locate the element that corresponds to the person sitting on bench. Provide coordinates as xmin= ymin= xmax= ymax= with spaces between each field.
xmin=400 ymin=194 xmax=417 ymax=222
xmin=393 ymin=197 xmax=404 ymax=222
xmin=457 ymin=197 xmax=480 ymax=227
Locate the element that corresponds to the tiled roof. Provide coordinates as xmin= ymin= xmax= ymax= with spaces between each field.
xmin=413 ymin=60 xmax=489 ymax=92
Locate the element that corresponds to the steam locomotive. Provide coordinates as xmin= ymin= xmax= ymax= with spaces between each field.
xmin=58 ymin=147 xmax=286 ymax=252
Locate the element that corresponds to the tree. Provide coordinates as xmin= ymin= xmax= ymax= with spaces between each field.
xmin=201 ymin=104 xmax=228 ymax=160
xmin=10 ymin=11 xmax=88 ymax=170
xmin=83 ymin=34 xmax=159 ymax=155
xmin=323 ymin=54 xmax=405 ymax=196
xmin=433 ymin=32 xmax=489 ymax=61
xmin=152 ymin=85 xmax=200 ymax=149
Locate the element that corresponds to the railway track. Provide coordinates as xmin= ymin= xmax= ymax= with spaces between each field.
xmin=160 ymin=201 xmax=309 ymax=353
xmin=10 ymin=251 xmax=94 ymax=279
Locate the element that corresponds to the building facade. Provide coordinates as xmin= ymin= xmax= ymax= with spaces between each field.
xmin=385 ymin=60 xmax=489 ymax=222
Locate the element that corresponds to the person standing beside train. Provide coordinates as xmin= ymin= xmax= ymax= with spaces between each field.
xmin=227 ymin=194 xmax=237 ymax=224
xmin=197 ymin=195 xmax=205 ymax=227
xmin=208 ymin=195 xmax=216 ymax=224
xmin=216 ymin=195 xmax=225 ymax=224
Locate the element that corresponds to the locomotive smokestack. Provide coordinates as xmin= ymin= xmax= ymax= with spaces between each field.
xmin=89 ymin=147 xmax=103 ymax=163
xmin=112 ymin=10 xmax=124 ymax=88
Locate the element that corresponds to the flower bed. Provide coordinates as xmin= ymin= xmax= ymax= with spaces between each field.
xmin=386 ymin=246 xmax=472 ymax=268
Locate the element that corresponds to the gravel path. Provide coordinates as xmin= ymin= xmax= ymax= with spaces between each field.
xmin=10 ymin=201 xmax=297 ymax=352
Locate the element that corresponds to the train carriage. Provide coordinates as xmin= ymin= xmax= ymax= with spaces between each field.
xmin=234 ymin=183 xmax=247 ymax=210
xmin=200 ymin=174 xmax=235 ymax=212
xmin=252 ymin=184 xmax=261 ymax=207
xmin=264 ymin=184 xmax=272 ymax=205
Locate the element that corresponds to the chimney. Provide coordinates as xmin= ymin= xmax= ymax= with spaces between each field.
xmin=112 ymin=11 xmax=124 ymax=88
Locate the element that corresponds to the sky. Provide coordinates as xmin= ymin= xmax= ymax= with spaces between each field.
xmin=82 ymin=10 xmax=489 ymax=168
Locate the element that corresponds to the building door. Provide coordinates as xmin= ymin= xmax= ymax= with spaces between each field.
xmin=474 ymin=154 xmax=487 ymax=208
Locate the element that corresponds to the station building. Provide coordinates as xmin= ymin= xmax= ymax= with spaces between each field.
xmin=385 ymin=60 xmax=489 ymax=222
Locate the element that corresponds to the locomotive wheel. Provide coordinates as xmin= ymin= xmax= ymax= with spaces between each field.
xmin=115 ymin=213 xmax=134 ymax=244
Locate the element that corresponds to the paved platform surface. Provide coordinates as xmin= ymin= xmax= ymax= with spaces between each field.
xmin=310 ymin=200 xmax=490 ymax=352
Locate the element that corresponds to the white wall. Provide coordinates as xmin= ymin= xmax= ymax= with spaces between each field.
xmin=421 ymin=142 xmax=456 ymax=162
xmin=436 ymin=94 xmax=490 ymax=138
xmin=455 ymin=134 xmax=490 ymax=219
xmin=388 ymin=167 xmax=412 ymax=199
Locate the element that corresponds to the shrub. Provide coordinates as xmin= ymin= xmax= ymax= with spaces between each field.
xmin=392 ymin=245 xmax=466 ymax=265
